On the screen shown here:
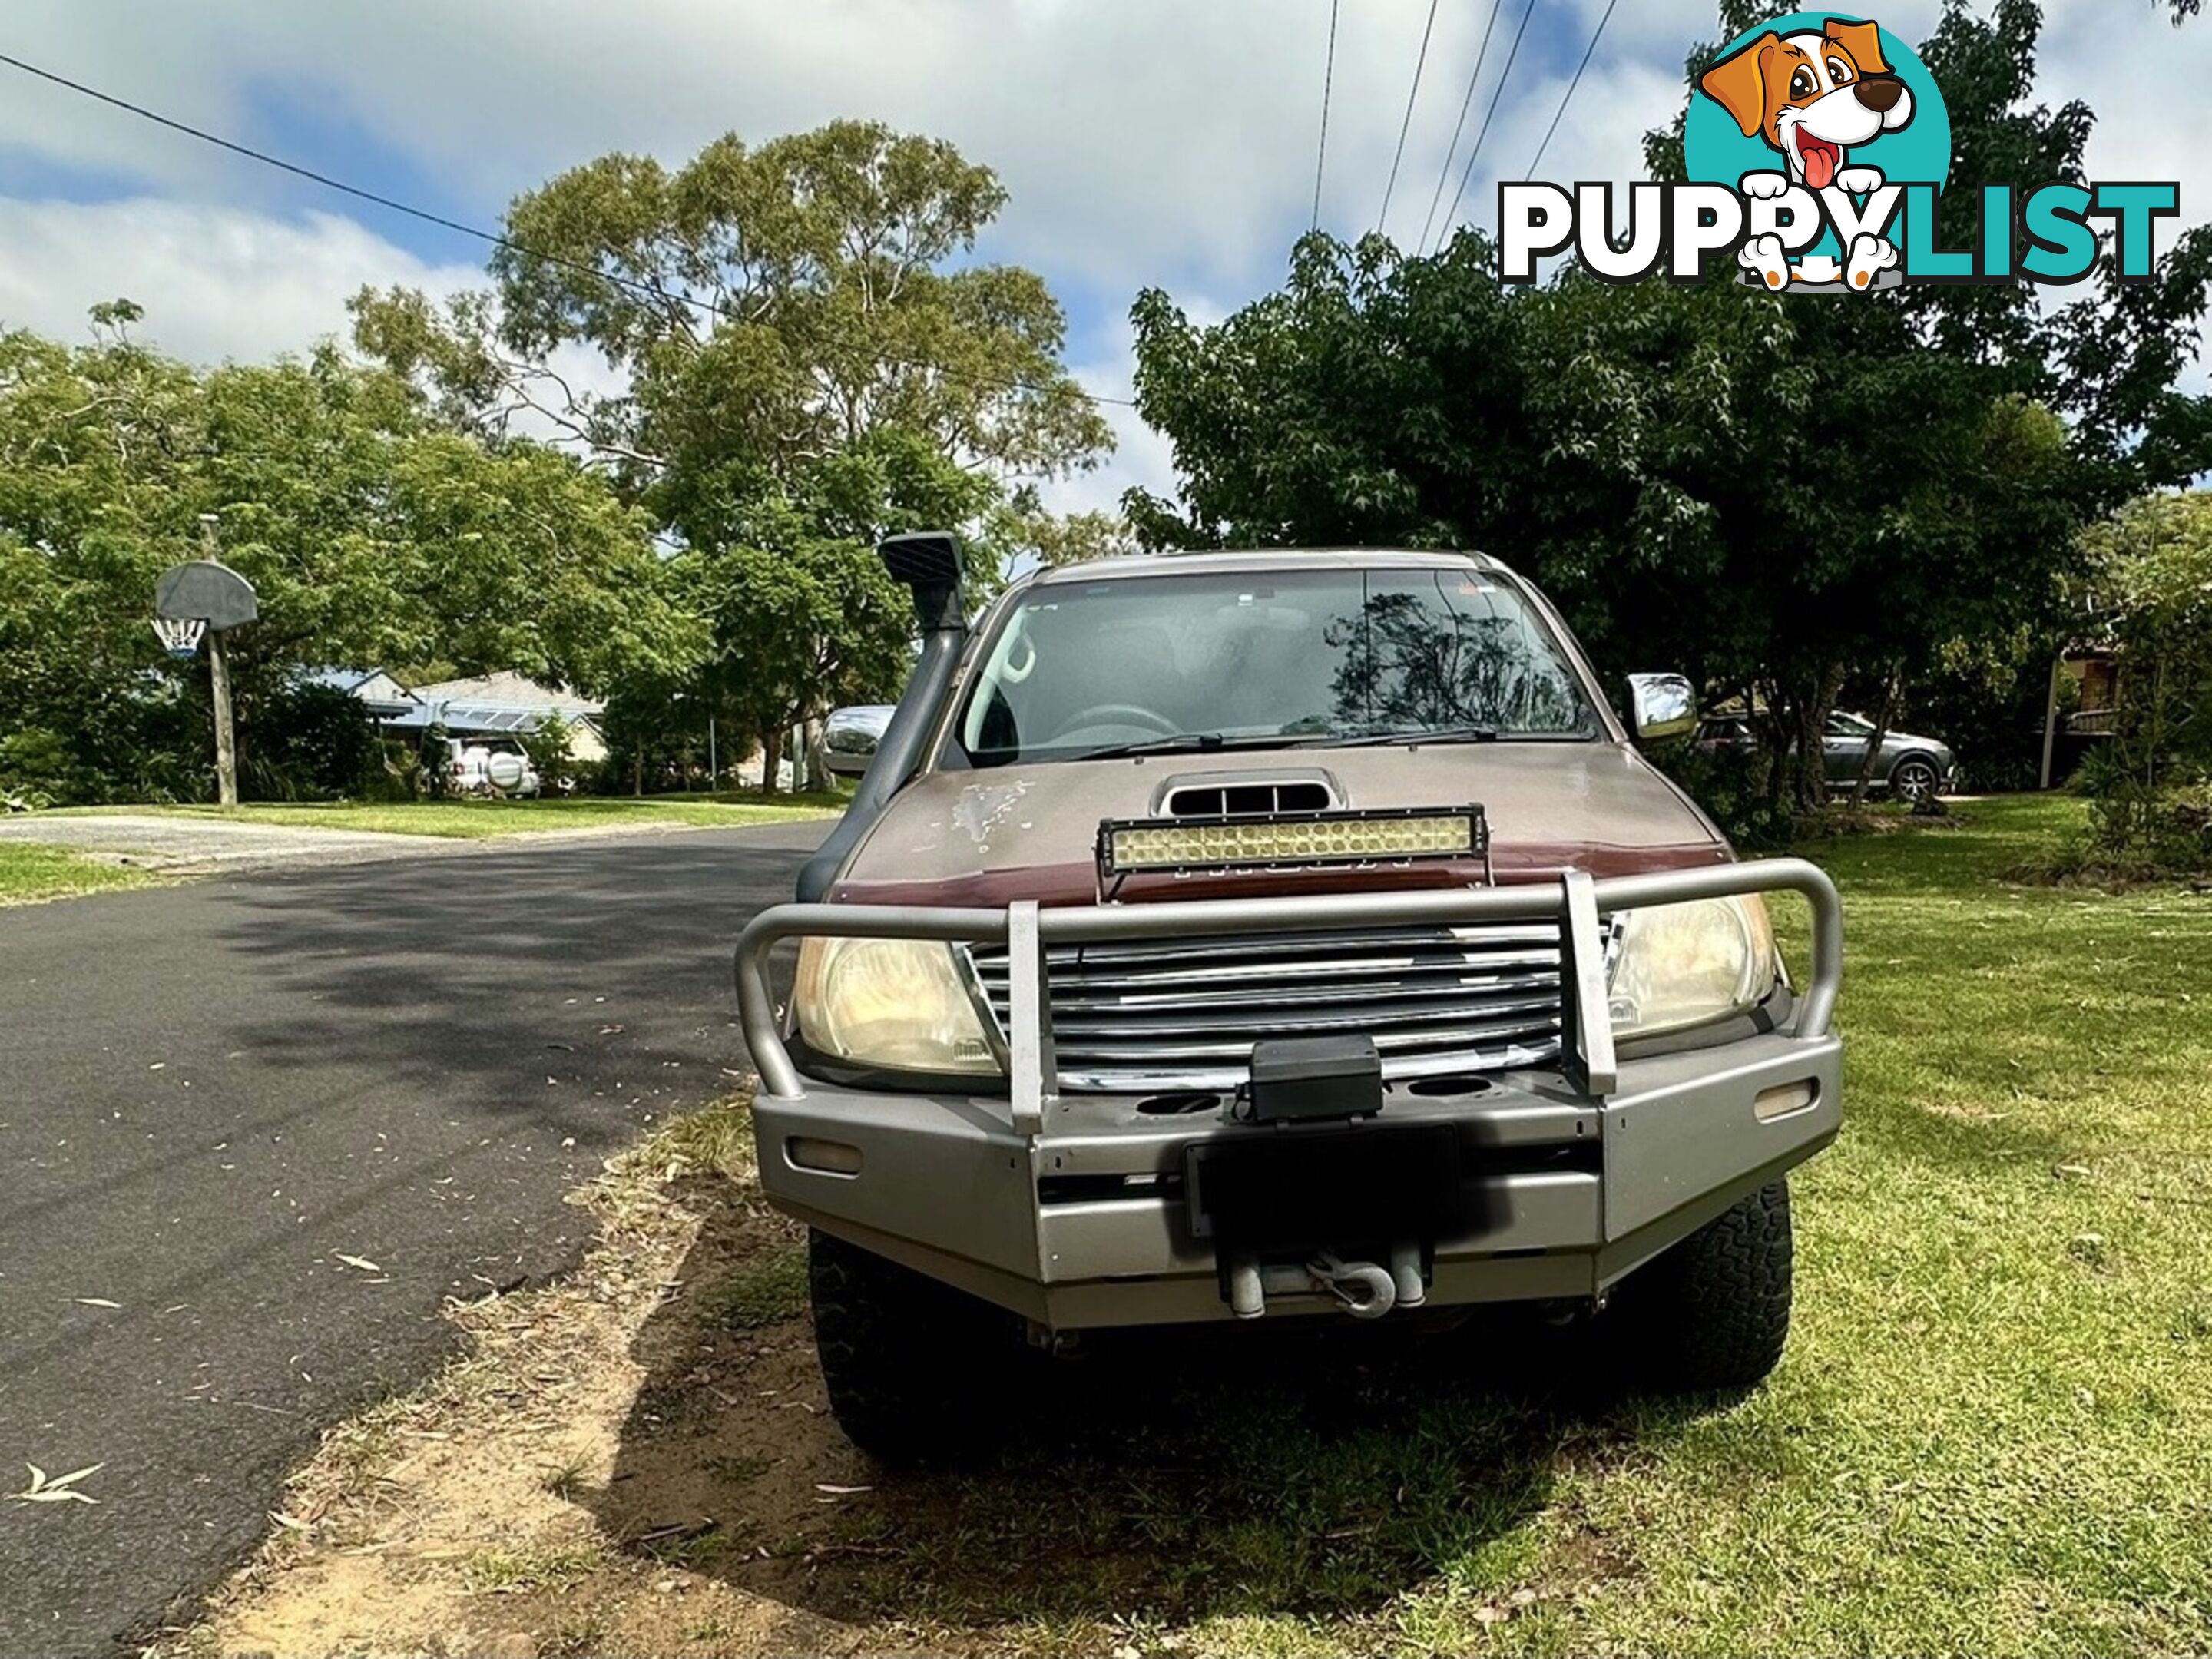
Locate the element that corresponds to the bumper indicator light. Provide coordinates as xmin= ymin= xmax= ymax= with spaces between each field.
xmin=1753 ymin=1080 xmax=1820 ymax=1122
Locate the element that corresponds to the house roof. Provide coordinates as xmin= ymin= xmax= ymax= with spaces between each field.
xmin=293 ymin=666 xmax=419 ymax=718
xmin=295 ymin=667 xmax=382 ymax=694
xmin=406 ymin=671 xmax=603 ymax=718
xmin=383 ymin=672 xmax=603 ymax=736
xmin=382 ymin=704 xmax=562 ymax=734
xmin=283 ymin=667 xmax=600 ymax=734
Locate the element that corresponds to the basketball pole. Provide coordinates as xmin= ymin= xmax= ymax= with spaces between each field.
xmin=209 ymin=629 xmax=237 ymax=808
xmin=200 ymin=514 xmax=240 ymax=808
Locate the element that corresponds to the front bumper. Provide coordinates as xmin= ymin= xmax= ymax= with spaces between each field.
xmin=736 ymin=861 xmax=1843 ymax=1330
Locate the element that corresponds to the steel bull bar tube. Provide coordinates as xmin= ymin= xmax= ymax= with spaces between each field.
xmin=733 ymin=859 xmax=1843 ymax=1124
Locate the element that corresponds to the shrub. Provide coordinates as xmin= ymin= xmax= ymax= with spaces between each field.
xmin=0 ymin=694 xmax=204 ymax=806
xmin=364 ymin=738 xmax=422 ymax=802
xmin=518 ymin=710 xmax=579 ymax=794
xmin=1654 ymin=739 xmax=1796 ymax=851
xmin=240 ymin=682 xmax=379 ymax=801
xmin=0 ymin=728 xmax=94 ymax=804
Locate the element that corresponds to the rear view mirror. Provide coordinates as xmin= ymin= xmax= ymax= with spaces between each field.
xmin=823 ymin=705 xmax=895 ymax=777
xmin=1627 ymin=673 xmax=1697 ymax=742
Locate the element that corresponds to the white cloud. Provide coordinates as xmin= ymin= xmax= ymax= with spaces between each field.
xmin=0 ymin=198 xmax=631 ymax=456
xmin=2 ymin=0 xmax=2207 ymax=512
xmin=3 ymin=0 xmax=1462 ymax=296
xmin=0 ymin=197 xmax=478 ymax=364
xmin=2 ymin=2 xmax=2200 ymax=286
xmin=2045 ymin=0 xmax=2212 ymax=242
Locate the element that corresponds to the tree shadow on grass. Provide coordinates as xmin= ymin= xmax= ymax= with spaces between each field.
xmin=588 ymin=1181 xmax=1719 ymax=1641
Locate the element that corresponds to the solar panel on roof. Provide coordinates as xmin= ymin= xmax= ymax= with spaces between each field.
xmin=376 ymin=700 xmax=571 ymax=734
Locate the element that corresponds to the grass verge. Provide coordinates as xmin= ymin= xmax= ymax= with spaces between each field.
xmin=174 ymin=793 xmax=2212 ymax=1657
xmin=62 ymin=792 xmax=847 ymax=838
xmin=0 ymin=841 xmax=164 ymax=905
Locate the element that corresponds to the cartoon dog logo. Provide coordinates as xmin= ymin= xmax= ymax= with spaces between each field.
xmin=1700 ymin=17 xmax=1915 ymax=291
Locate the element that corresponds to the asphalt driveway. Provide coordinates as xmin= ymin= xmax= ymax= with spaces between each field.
xmin=0 ymin=820 xmax=826 ymax=1659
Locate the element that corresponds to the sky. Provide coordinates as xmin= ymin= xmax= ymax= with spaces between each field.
xmin=2 ymin=0 xmax=2207 ymax=522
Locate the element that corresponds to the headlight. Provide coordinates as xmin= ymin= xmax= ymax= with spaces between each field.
xmin=793 ymin=937 xmax=1002 ymax=1075
xmin=1607 ymin=894 xmax=1779 ymax=1039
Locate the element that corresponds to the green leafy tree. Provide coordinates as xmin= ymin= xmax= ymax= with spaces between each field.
xmin=0 ymin=308 xmax=698 ymax=803
xmin=1128 ymin=4 xmax=2211 ymax=813
xmin=2072 ymin=492 xmax=2212 ymax=869
xmin=351 ymin=121 xmax=1114 ymax=783
xmin=677 ymin=509 xmax=914 ymax=794
xmin=352 ymin=118 xmax=1112 ymax=546
xmin=1000 ymin=499 xmax=1141 ymax=568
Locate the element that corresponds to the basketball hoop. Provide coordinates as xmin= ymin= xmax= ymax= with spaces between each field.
xmin=154 ymin=551 xmax=257 ymax=808
xmin=153 ymin=615 xmax=207 ymax=660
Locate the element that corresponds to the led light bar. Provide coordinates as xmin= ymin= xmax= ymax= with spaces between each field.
xmin=1098 ymin=805 xmax=1488 ymax=876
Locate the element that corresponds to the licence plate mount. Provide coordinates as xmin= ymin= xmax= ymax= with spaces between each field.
xmin=1183 ymin=1124 xmax=1465 ymax=1253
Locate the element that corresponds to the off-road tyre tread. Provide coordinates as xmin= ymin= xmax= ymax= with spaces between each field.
xmin=1622 ymin=1178 xmax=1793 ymax=1392
xmin=807 ymin=1228 xmax=1015 ymax=1465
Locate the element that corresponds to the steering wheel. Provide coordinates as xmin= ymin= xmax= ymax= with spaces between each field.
xmin=1062 ymin=703 xmax=1179 ymax=736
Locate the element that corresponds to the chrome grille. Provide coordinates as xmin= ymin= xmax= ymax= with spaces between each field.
xmin=969 ymin=920 xmax=1566 ymax=1093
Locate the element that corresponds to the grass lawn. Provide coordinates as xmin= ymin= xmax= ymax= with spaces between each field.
xmin=1483 ymin=792 xmax=2211 ymax=1656
xmin=0 ymin=840 xmax=163 ymax=904
xmin=825 ymin=793 xmax=2209 ymax=1656
xmin=61 ymin=790 xmax=847 ymax=839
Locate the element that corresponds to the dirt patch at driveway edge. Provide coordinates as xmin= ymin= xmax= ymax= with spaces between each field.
xmin=157 ymin=1098 xmax=932 ymax=1659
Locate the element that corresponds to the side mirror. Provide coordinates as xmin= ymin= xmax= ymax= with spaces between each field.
xmin=822 ymin=705 xmax=896 ymax=778
xmin=1626 ymin=673 xmax=1697 ymax=742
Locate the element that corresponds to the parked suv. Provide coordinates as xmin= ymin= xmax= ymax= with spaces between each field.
xmin=737 ymin=535 xmax=1842 ymax=1459
xmin=444 ymin=737 xmax=540 ymax=798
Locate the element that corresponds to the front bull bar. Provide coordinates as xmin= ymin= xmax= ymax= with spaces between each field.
xmin=734 ymin=859 xmax=1843 ymax=1133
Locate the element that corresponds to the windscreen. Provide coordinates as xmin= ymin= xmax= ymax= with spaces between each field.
xmin=952 ymin=565 xmax=1598 ymax=768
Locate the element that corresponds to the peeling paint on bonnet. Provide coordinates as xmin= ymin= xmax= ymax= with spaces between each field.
xmin=952 ymin=779 xmax=1030 ymax=854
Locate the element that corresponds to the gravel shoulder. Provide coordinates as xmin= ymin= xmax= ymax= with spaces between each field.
xmin=0 ymin=811 xmax=816 ymax=877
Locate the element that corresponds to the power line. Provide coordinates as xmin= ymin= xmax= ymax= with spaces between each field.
xmin=1525 ymin=0 xmax=1621 ymax=180
xmin=0 ymin=50 xmax=509 ymax=249
xmin=1416 ymin=0 xmax=1508 ymax=256
xmin=0 ymin=48 xmax=1139 ymax=410
xmin=1435 ymin=0 xmax=1539 ymax=250
xmin=1311 ymin=0 xmax=1342 ymax=230
xmin=1374 ymin=0 xmax=1442 ymax=237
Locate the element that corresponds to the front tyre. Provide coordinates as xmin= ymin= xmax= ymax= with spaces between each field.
xmin=1617 ymin=1179 xmax=1793 ymax=1391
xmin=807 ymin=1228 xmax=1022 ymax=1465
xmin=1888 ymin=754 xmax=1942 ymax=803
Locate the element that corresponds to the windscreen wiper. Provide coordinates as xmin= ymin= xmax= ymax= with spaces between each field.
xmin=1080 ymin=733 xmax=1327 ymax=761
xmin=1333 ymin=725 xmax=1501 ymax=747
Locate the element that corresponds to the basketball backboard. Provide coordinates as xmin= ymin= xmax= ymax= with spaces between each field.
xmin=154 ymin=560 xmax=258 ymax=630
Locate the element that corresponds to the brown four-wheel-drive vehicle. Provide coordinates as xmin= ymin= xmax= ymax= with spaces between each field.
xmin=737 ymin=534 xmax=1842 ymax=1462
